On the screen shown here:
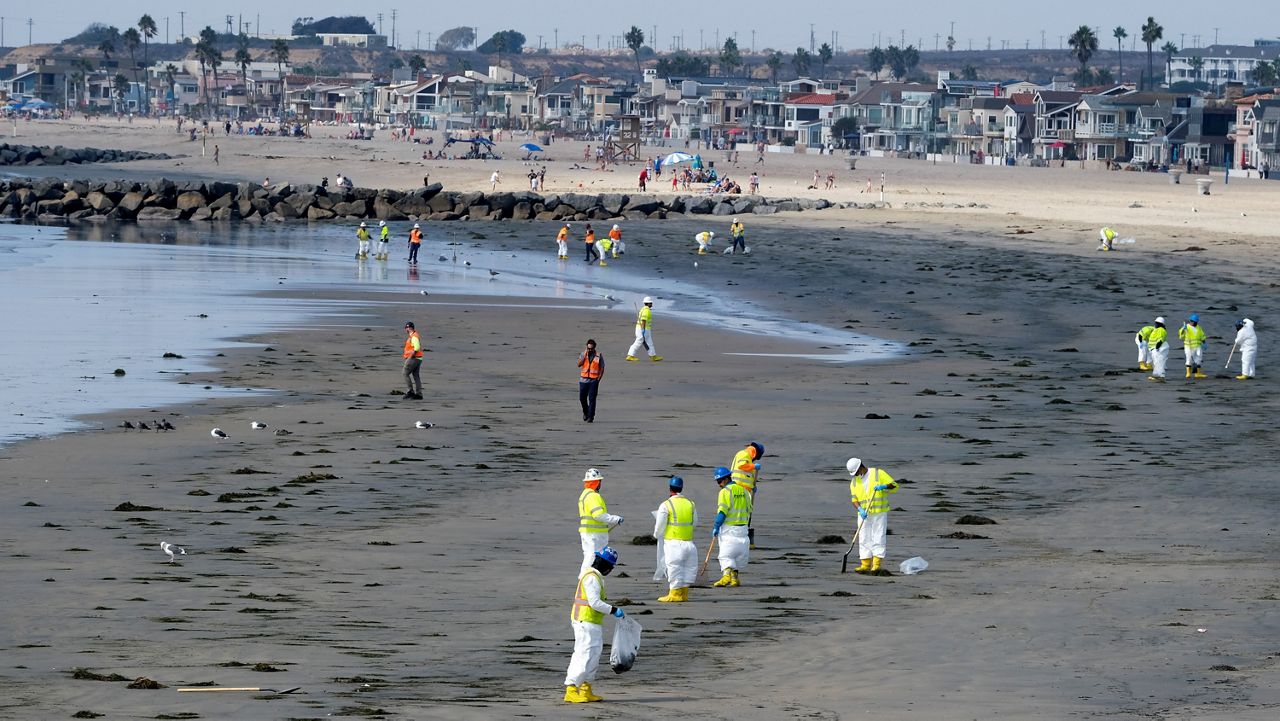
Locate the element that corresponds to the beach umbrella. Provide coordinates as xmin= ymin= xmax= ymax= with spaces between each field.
xmin=26 ymin=99 xmax=53 ymax=110
xmin=519 ymin=142 xmax=543 ymax=152
xmin=662 ymin=151 xmax=695 ymax=165
xmin=1050 ymin=140 xmax=1067 ymax=149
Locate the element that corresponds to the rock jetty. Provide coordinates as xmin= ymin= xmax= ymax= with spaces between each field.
xmin=0 ymin=177 xmax=878 ymax=223
xmin=0 ymin=143 xmax=170 ymax=167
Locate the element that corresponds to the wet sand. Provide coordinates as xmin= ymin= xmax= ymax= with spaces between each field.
xmin=3 ymin=208 xmax=1280 ymax=719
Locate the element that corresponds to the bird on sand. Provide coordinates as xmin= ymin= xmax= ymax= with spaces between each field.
xmin=273 ymin=428 xmax=292 ymax=436
xmin=415 ymin=421 xmax=434 ymax=429
xmin=160 ymin=541 xmax=186 ymax=563
xmin=119 ymin=421 xmax=135 ymax=430
xmin=137 ymin=421 xmax=151 ymax=431
xmin=160 ymin=419 xmax=175 ymax=431
xmin=250 ymin=421 xmax=268 ymax=430
xmin=489 ymin=269 xmax=500 ymax=277
xmin=211 ymin=428 xmax=229 ymax=440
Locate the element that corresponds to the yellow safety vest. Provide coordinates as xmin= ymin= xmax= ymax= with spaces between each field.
xmin=1137 ymin=325 xmax=1154 ymax=343
xmin=662 ymin=495 xmax=695 ymax=541
xmin=717 ymin=483 xmax=752 ymax=525
xmin=730 ymin=447 xmax=758 ymax=491
xmin=578 ymin=489 xmax=610 ymax=534
xmin=570 ymin=568 xmax=606 ymax=624
xmin=1179 ymin=323 xmax=1206 ymax=348
xmin=731 ymin=223 xmax=745 ymax=238
xmin=849 ymin=468 xmax=897 ymax=515
xmin=636 ymin=306 xmax=652 ymax=330
xmin=380 ymin=226 xmax=390 ymax=241
xmin=1101 ymin=227 xmax=1117 ymax=241
xmin=1148 ymin=327 xmax=1168 ymax=350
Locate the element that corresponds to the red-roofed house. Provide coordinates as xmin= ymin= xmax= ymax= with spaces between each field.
xmin=783 ymin=92 xmax=839 ymax=147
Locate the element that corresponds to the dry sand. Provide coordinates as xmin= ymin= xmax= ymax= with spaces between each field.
xmin=2 ymin=119 xmax=1279 ymax=720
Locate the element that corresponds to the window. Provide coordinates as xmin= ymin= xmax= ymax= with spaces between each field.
xmin=1096 ymin=144 xmax=1115 ymax=159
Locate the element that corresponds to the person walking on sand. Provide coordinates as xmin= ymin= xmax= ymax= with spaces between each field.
xmin=556 ymin=223 xmax=571 ymax=260
xmin=583 ymin=224 xmax=602 ymax=264
xmin=608 ymin=224 xmax=624 ymax=258
xmin=401 ymin=321 xmax=424 ymax=400
xmin=638 ymin=167 xmax=648 ymax=192
xmin=1147 ymin=316 xmax=1169 ymax=382
xmin=1233 ymin=318 xmax=1257 ymax=380
xmin=847 ymin=457 xmax=899 ymax=574
xmin=711 ymin=466 xmax=752 ymax=587
xmin=626 ymin=297 xmax=662 ymax=362
xmin=577 ymin=339 xmax=604 ymax=422
xmin=729 ymin=218 xmax=746 ymax=255
xmin=490 ymin=170 xmax=501 ymax=191
xmin=1135 ymin=320 xmax=1155 ymax=371
xmin=1179 ymin=314 xmax=1208 ymax=379
xmin=408 ymin=223 xmax=423 ymax=264
xmin=729 ymin=441 xmax=764 ymax=548
xmin=213 ymin=144 xmax=219 ymax=165
xmin=563 ymin=546 xmax=625 ymax=704
xmin=376 ymin=220 xmax=391 ymax=261
xmin=356 ymin=222 xmax=371 ymax=259
xmin=578 ymin=468 xmax=623 ymax=575
xmin=653 ymin=475 xmax=697 ymax=603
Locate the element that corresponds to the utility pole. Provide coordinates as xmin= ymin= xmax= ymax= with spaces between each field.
xmin=2 ymin=17 xmax=6 ymax=48
xmin=900 ymin=29 xmax=905 ymax=47
xmin=391 ymin=9 xmax=397 ymax=48
xmin=811 ymin=24 xmax=816 ymax=53
xmin=1213 ymin=28 xmax=1219 ymax=45
xmin=179 ymin=11 xmax=185 ymax=41
xmin=935 ymin=33 xmax=940 ymax=51
xmin=417 ymin=30 xmax=421 ymax=50
xmin=751 ymin=29 xmax=755 ymax=53
xmin=28 ymin=17 xmax=33 ymax=46
xmin=1041 ymin=30 xmax=1046 ymax=49
xmin=225 ymin=15 xmax=234 ymax=35
xmin=554 ymin=28 xmax=558 ymax=50
xmin=1180 ymin=33 xmax=1185 ymax=49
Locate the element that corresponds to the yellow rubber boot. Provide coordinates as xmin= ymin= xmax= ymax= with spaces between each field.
xmin=712 ymin=570 xmax=733 ymax=587
xmin=658 ymin=588 xmax=678 ymax=603
xmin=651 ymin=356 xmax=664 ymax=362
xmin=1185 ymin=367 xmax=1192 ymax=379
xmin=1194 ymin=369 xmax=1207 ymax=379
xmin=579 ymin=682 xmax=603 ymax=702
xmin=1236 ymin=375 xmax=1251 ymax=380
xmin=676 ymin=587 xmax=689 ymax=602
xmin=729 ymin=569 xmax=741 ymax=587
xmin=871 ymin=557 xmax=883 ymax=572
xmin=564 ymin=685 xmax=587 ymax=703
xmin=625 ymin=356 xmax=638 ymax=362
xmin=855 ymin=558 xmax=872 ymax=573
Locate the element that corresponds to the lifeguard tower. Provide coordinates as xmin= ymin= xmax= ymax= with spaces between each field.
xmin=607 ymin=114 xmax=641 ymax=163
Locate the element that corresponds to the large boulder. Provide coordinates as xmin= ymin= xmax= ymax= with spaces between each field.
xmin=686 ymin=197 xmax=714 ymax=214
xmin=59 ymin=191 xmax=85 ymax=214
xmin=512 ymin=201 xmax=533 ymax=219
xmin=775 ymin=200 xmax=802 ymax=212
xmin=208 ymin=193 xmax=234 ymax=211
xmin=426 ymin=192 xmax=455 ymax=213
xmin=286 ymin=192 xmax=316 ymax=216
xmin=307 ymin=206 xmax=336 ymax=221
xmin=623 ymin=195 xmax=662 ymax=214
xmin=189 ymin=206 xmax=214 ymax=221
xmin=272 ymin=201 xmax=299 ymax=219
xmin=373 ymin=196 xmax=409 ymax=221
xmin=333 ymin=199 xmax=370 ymax=217
xmin=35 ymin=199 xmax=64 ymax=215
xmin=175 ymin=191 xmax=207 ymax=212
xmin=711 ymin=201 xmax=735 ymax=215
xmin=117 ymin=191 xmax=146 ymax=216
xmin=136 ymin=207 xmax=184 ymax=221
xmin=599 ymin=193 xmax=628 ymax=215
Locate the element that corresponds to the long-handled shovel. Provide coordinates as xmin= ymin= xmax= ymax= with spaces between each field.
xmin=178 ymin=686 xmax=302 ymax=694
xmin=1225 ymin=341 xmax=1238 ymax=369
xmin=841 ymin=487 xmax=879 ymax=574
xmin=696 ymin=535 xmax=717 ymax=581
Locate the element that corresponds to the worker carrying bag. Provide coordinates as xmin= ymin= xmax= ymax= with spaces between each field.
xmin=609 ymin=616 xmax=643 ymax=674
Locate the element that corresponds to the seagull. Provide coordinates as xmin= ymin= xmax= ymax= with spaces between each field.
xmin=694 ymin=261 xmax=699 ymax=268
xmin=211 ymin=428 xmax=228 ymax=440
xmin=160 ymin=541 xmax=186 ymax=563
xmin=415 ymin=421 xmax=434 ymax=429
xmin=489 ymin=269 xmax=500 ymax=277
xmin=1192 ymin=206 xmax=1198 ymax=213
xmin=419 ymin=290 xmax=430 ymax=296
xmin=119 ymin=421 xmax=135 ymax=430
xmin=137 ymin=421 xmax=151 ymax=431
xmin=464 ymin=260 xmax=472 ymax=267
xmin=250 ymin=421 xmax=268 ymax=430
xmin=273 ymin=428 xmax=292 ymax=436
xmin=438 ymin=255 xmax=448 ymax=262
xmin=161 ymin=419 xmax=175 ymax=431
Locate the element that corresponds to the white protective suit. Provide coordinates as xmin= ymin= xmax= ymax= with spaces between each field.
xmin=1150 ymin=336 xmax=1169 ymax=378
xmin=695 ymin=231 xmax=714 ymax=254
xmin=1235 ymin=319 xmax=1257 ymax=378
xmin=565 ymin=570 xmax=612 ymax=686
xmin=716 ymin=524 xmax=750 ymax=573
xmin=579 ymin=493 xmax=622 ymax=576
xmin=651 ymin=496 xmax=699 ymax=591
xmin=1135 ymin=332 xmax=1151 ymax=367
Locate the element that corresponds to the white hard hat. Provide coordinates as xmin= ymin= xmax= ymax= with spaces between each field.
xmin=1155 ymin=316 xmax=1165 ymax=324
xmin=379 ymin=220 xmax=386 ymax=227
xmin=846 ymin=457 xmax=863 ymax=475
xmin=413 ymin=223 xmax=420 ymax=229
xmin=709 ymin=231 xmax=715 ymax=237
xmin=642 ymin=296 xmax=653 ymax=304
xmin=733 ymin=217 xmax=739 ymax=223
xmin=583 ymin=468 xmax=603 ymax=482
xmin=359 ymin=221 xmax=367 ymax=227
xmin=612 ymin=224 xmax=620 ymax=230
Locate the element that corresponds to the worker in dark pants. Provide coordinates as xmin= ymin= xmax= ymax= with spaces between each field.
xmin=577 ymin=339 xmax=604 ymax=422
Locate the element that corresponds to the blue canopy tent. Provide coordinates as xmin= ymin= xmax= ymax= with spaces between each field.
xmin=443 ymin=136 xmax=501 ymax=159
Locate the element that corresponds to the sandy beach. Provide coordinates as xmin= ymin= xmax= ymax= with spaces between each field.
xmin=2 ymin=119 xmax=1279 ymax=720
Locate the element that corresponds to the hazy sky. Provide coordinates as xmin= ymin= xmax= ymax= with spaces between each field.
xmin=7 ymin=4 xmax=1279 ymax=52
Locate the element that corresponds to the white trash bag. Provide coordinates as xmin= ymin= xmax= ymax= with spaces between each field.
xmin=609 ymin=616 xmax=643 ymax=674
xmin=899 ymin=556 xmax=929 ymax=575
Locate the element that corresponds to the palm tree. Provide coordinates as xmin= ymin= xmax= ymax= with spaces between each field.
xmin=720 ymin=37 xmax=742 ymax=76
xmin=113 ymin=73 xmax=130 ymax=113
xmin=408 ymin=54 xmax=426 ymax=78
xmin=767 ymin=51 xmax=783 ymax=84
xmin=1113 ymin=27 xmax=1127 ymax=82
xmin=625 ymin=26 xmax=645 ymax=83
xmin=1190 ymin=56 xmax=1205 ymax=86
xmin=1068 ymin=25 xmax=1098 ymax=85
xmin=867 ymin=47 xmax=885 ymax=80
xmin=235 ymin=33 xmax=253 ymax=113
xmin=818 ymin=43 xmax=833 ymax=77
xmin=1253 ymin=60 xmax=1277 ymax=87
xmin=1141 ymin=16 xmax=1163 ymax=90
xmin=271 ymin=39 xmax=290 ymax=119
xmin=793 ymin=48 xmax=811 ymax=77
xmin=122 ymin=28 xmax=141 ymax=84
xmin=1161 ymin=42 xmax=1178 ymax=85
xmin=164 ymin=63 xmax=177 ymax=110
xmin=138 ymin=15 xmax=157 ymax=65
xmin=98 ymin=37 xmax=115 ymax=61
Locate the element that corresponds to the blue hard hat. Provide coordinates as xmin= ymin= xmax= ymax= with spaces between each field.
xmin=669 ymin=475 xmax=684 ymax=491
xmin=595 ymin=546 xmax=619 ymax=565
xmin=1189 ymin=313 xmax=1199 ymax=323
xmin=750 ymin=441 xmax=765 ymax=459
xmin=713 ymin=466 xmax=732 ymax=481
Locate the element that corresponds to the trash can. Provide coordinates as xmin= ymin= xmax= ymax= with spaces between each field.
xmin=1196 ymin=178 xmax=1212 ymax=195
xmin=1169 ymin=170 xmax=1182 ymax=185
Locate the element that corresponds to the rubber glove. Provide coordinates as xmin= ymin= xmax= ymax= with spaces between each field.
xmin=858 ymin=507 xmax=868 ymax=520
xmin=754 ymin=463 xmax=761 ymax=472
xmin=874 ymin=484 xmax=891 ymax=491
xmin=611 ymin=607 xmax=625 ymax=619
xmin=616 ymin=517 xmax=623 ymax=525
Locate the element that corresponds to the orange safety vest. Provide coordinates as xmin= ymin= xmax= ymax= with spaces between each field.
xmin=579 ymin=352 xmax=603 ymax=380
xmin=584 ymin=230 xmax=596 ymax=245
xmin=557 ymin=227 xmax=569 ymax=241
xmin=403 ymin=330 xmax=424 ymax=359
xmin=609 ymin=229 xmax=622 ymax=242
xmin=409 ymin=228 xmax=422 ymax=245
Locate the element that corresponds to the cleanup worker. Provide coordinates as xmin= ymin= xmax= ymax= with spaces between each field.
xmin=729 ymin=218 xmax=746 ymax=254
xmin=578 ymin=468 xmax=623 ymax=575
xmin=1135 ymin=321 xmax=1155 ymax=371
xmin=652 ymin=476 xmax=697 ymax=603
xmin=355 ymin=221 xmax=371 ymax=259
xmin=564 ymin=546 xmax=626 ymax=703
xmin=401 ymin=321 xmax=424 ymax=400
xmin=1179 ymin=314 xmax=1208 ymax=379
xmin=556 ymin=223 xmax=570 ymax=260
xmin=584 ymin=224 xmax=601 ymax=264
xmin=847 ymin=457 xmax=899 ymax=574
xmin=598 ymin=231 xmax=613 ymax=263
xmin=625 ymin=297 xmax=662 ymax=362
xmin=1233 ymin=318 xmax=1257 ymax=380
xmin=407 ymin=223 xmax=423 ymax=264
xmin=1148 ymin=317 xmax=1169 ymax=382
xmin=729 ymin=442 xmax=764 ymax=548
xmin=1098 ymin=226 xmax=1118 ymax=251
xmin=577 ymin=338 xmax=604 ymax=422
xmin=695 ymin=230 xmax=715 ymax=255
xmin=711 ymin=465 xmax=752 ymax=587
xmin=608 ymin=224 xmax=624 ymax=257
xmin=376 ymin=220 xmax=391 ymax=260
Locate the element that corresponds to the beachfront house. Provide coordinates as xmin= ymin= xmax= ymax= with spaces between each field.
xmin=1002 ymin=94 xmax=1037 ymax=159
xmin=1071 ymin=91 xmax=1181 ymax=164
xmin=1230 ymin=93 xmax=1280 ymax=170
xmin=1167 ymin=44 xmax=1280 ymax=90
xmin=391 ymin=74 xmax=481 ymax=130
xmin=947 ymin=95 xmax=1010 ymax=161
xmin=1254 ymin=101 xmax=1280 ymax=171
xmin=782 ymin=91 xmax=840 ymax=149
xmin=843 ymin=82 xmax=938 ymax=155
xmin=1178 ymin=101 xmax=1237 ymax=169
xmin=1032 ymin=89 xmax=1084 ymax=159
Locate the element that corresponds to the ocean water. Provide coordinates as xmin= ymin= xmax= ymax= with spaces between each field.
xmin=0 ymin=221 xmax=900 ymax=447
